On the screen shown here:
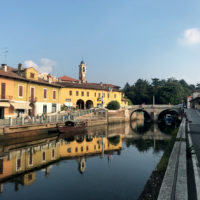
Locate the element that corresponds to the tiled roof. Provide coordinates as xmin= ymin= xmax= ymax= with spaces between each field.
xmin=60 ymin=75 xmax=78 ymax=82
xmin=0 ymin=67 xmax=61 ymax=88
xmin=57 ymin=81 xmax=121 ymax=91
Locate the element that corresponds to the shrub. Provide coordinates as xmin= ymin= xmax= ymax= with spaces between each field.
xmin=107 ymin=101 xmax=120 ymax=110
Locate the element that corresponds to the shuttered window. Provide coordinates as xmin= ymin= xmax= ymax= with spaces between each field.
xmin=1 ymin=83 xmax=6 ymax=99
xmin=53 ymin=91 xmax=56 ymax=99
xmin=19 ymin=86 xmax=23 ymax=97
xmin=30 ymin=73 xmax=35 ymax=78
xmin=44 ymin=89 xmax=47 ymax=99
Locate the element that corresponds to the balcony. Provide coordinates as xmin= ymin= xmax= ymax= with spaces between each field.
xmin=0 ymin=95 xmax=13 ymax=100
xmin=29 ymin=97 xmax=37 ymax=103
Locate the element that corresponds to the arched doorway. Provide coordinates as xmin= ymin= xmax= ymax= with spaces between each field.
xmin=76 ymin=99 xmax=84 ymax=109
xmin=86 ymin=100 xmax=93 ymax=109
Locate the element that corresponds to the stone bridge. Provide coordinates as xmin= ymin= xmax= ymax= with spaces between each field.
xmin=126 ymin=104 xmax=182 ymax=122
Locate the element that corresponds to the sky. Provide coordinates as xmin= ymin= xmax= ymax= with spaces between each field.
xmin=0 ymin=0 xmax=200 ymax=87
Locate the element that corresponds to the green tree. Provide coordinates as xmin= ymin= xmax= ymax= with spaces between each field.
xmin=107 ymin=101 xmax=120 ymax=110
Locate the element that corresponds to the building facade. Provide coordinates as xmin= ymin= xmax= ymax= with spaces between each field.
xmin=0 ymin=61 xmax=128 ymax=119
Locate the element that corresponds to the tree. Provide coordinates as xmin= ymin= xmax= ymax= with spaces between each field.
xmin=107 ymin=101 xmax=120 ymax=110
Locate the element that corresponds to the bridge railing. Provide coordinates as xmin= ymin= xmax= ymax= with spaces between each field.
xmin=126 ymin=104 xmax=182 ymax=109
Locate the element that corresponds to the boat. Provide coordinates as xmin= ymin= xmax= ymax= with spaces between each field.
xmin=57 ymin=120 xmax=87 ymax=134
xmin=164 ymin=114 xmax=174 ymax=125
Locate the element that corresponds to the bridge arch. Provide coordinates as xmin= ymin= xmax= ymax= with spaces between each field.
xmin=157 ymin=109 xmax=180 ymax=122
xmin=130 ymin=109 xmax=152 ymax=122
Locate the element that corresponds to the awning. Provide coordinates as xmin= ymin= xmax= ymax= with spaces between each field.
xmin=0 ymin=102 xmax=10 ymax=107
xmin=11 ymin=103 xmax=32 ymax=110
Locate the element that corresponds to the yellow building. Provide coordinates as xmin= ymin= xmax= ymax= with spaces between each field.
xmin=59 ymin=61 xmax=128 ymax=109
xmin=0 ymin=63 xmax=61 ymax=118
xmin=0 ymin=61 xmax=127 ymax=118
xmin=0 ymin=134 xmax=122 ymax=184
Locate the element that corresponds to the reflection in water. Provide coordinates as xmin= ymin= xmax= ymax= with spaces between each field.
xmin=0 ymin=121 xmax=178 ymax=200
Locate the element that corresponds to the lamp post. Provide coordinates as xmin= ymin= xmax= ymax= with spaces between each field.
xmin=102 ymin=90 xmax=104 ymax=108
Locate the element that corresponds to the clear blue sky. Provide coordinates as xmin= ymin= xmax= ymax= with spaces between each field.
xmin=0 ymin=0 xmax=200 ymax=87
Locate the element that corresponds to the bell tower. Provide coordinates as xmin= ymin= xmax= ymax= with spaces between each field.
xmin=79 ymin=60 xmax=87 ymax=83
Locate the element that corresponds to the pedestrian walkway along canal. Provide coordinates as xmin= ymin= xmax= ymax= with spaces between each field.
xmin=0 ymin=120 xmax=179 ymax=200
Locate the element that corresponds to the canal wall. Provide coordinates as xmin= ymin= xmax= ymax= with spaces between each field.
xmin=157 ymin=118 xmax=187 ymax=200
xmin=0 ymin=108 xmax=144 ymax=136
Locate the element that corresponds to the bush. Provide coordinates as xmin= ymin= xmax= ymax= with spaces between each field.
xmin=107 ymin=101 xmax=120 ymax=110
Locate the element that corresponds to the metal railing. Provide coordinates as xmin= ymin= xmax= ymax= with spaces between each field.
xmin=0 ymin=109 xmax=94 ymax=127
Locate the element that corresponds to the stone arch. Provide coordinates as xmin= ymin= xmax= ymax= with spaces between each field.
xmin=130 ymin=109 xmax=152 ymax=122
xmin=76 ymin=99 xmax=84 ymax=109
xmin=157 ymin=109 xmax=180 ymax=122
xmin=130 ymin=120 xmax=151 ymax=134
xmin=86 ymin=100 xmax=93 ymax=109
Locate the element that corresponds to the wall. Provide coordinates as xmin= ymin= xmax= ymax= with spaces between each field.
xmin=60 ymin=87 xmax=123 ymax=108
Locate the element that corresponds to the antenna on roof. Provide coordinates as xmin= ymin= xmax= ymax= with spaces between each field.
xmin=3 ymin=48 xmax=8 ymax=63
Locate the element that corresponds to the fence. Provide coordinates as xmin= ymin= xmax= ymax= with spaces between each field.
xmin=0 ymin=109 xmax=94 ymax=127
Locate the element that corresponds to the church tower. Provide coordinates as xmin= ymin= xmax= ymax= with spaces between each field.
xmin=79 ymin=60 xmax=87 ymax=83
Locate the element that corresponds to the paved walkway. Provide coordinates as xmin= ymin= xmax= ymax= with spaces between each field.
xmin=185 ymin=109 xmax=200 ymax=200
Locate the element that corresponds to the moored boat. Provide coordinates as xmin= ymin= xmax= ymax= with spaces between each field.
xmin=57 ymin=120 xmax=87 ymax=134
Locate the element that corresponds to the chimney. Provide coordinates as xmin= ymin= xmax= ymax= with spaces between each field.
xmin=47 ymin=74 xmax=52 ymax=83
xmin=1 ymin=64 xmax=7 ymax=72
xmin=18 ymin=63 xmax=23 ymax=72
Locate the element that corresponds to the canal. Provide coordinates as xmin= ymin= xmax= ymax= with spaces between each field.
xmin=0 ymin=121 xmax=178 ymax=200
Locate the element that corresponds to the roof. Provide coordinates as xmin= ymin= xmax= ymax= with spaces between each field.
xmin=0 ymin=66 xmax=61 ymax=88
xmin=60 ymin=75 xmax=78 ymax=82
xmin=57 ymin=81 xmax=121 ymax=92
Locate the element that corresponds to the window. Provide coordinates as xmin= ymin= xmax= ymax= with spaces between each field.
xmin=53 ymin=91 xmax=56 ymax=99
xmin=94 ymin=92 xmax=96 ymax=97
xmin=29 ymin=153 xmax=33 ymax=166
xmin=0 ymin=159 xmax=3 ymax=174
xmin=86 ymin=146 xmax=89 ymax=151
xmin=44 ymin=88 xmax=47 ymax=99
xmin=69 ymin=91 xmax=72 ymax=96
xmin=76 ymin=91 xmax=79 ymax=96
xmin=17 ymin=158 xmax=21 ymax=170
xmin=98 ymin=93 xmax=101 ymax=97
xmin=81 ymin=91 xmax=84 ymax=96
xmin=81 ymin=147 xmax=83 ymax=152
xmin=87 ymin=92 xmax=89 ymax=97
xmin=28 ymin=174 xmax=33 ymax=181
xmin=67 ymin=148 xmax=71 ymax=153
xmin=30 ymin=73 xmax=35 ymax=78
xmin=83 ymin=67 xmax=85 ymax=72
xmin=94 ymin=145 xmax=96 ymax=150
xmin=107 ymin=93 xmax=110 ymax=98
xmin=52 ymin=149 xmax=55 ymax=158
xmin=1 ymin=83 xmax=6 ymax=99
xmin=42 ymin=152 xmax=46 ymax=161
xmin=18 ymin=85 xmax=23 ymax=97
xmin=43 ymin=105 xmax=47 ymax=114
xmin=114 ymin=94 xmax=116 ymax=98
xmin=52 ymin=104 xmax=57 ymax=112
xmin=75 ymin=147 xmax=78 ymax=152
xmin=98 ymin=145 xmax=101 ymax=149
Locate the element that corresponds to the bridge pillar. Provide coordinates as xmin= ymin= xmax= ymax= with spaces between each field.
xmin=150 ymin=112 xmax=157 ymax=122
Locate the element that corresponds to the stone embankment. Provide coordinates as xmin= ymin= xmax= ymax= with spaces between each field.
xmin=157 ymin=118 xmax=187 ymax=200
xmin=0 ymin=108 xmax=143 ymax=136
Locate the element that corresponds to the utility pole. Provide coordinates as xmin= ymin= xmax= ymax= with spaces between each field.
xmin=153 ymin=95 xmax=155 ymax=106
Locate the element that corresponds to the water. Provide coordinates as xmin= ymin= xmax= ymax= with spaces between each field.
xmin=0 ymin=121 xmax=177 ymax=200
